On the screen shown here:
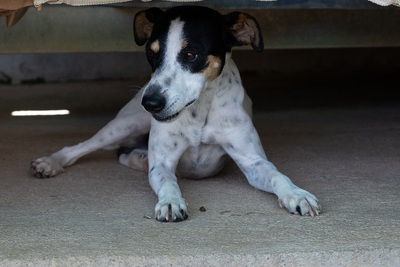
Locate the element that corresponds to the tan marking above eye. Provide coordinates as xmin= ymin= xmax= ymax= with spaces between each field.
xmin=202 ymin=55 xmax=222 ymax=81
xmin=150 ymin=40 xmax=160 ymax=53
xmin=181 ymin=40 xmax=188 ymax=49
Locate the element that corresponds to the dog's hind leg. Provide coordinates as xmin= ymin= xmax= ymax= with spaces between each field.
xmin=118 ymin=134 xmax=149 ymax=173
xmin=118 ymin=148 xmax=149 ymax=173
xmin=30 ymin=90 xmax=151 ymax=178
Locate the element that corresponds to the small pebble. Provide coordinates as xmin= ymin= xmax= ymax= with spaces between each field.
xmin=199 ymin=206 xmax=206 ymax=212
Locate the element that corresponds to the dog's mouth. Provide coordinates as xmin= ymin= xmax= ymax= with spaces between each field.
xmin=153 ymin=112 xmax=180 ymax=122
xmin=152 ymin=100 xmax=196 ymax=122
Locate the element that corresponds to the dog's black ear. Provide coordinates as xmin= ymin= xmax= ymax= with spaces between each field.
xmin=224 ymin=12 xmax=264 ymax=52
xmin=133 ymin=8 xmax=164 ymax=46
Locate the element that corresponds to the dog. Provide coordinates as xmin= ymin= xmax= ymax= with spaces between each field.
xmin=30 ymin=6 xmax=321 ymax=222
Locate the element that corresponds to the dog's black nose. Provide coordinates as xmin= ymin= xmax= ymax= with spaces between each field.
xmin=142 ymin=93 xmax=166 ymax=113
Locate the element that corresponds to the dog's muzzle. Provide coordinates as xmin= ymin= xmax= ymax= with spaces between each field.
xmin=142 ymin=91 xmax=179 ymax=122
xmin=142 ymin=84 xmax=197 ymax=122
xmin=142 ymin=92 xmax=166 ymax=114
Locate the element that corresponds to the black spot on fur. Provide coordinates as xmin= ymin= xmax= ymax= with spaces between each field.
xmin=226 ymin=143 xmax=234 ymax=150
xmin=296 ymin=206 xmax=302 ymax=215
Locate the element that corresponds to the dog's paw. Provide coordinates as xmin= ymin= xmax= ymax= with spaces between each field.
xmin=155 ymin=197 xmax=188 ymax=222
xmin=118 ymin=148 xmax=149 ymax=173
xmin=278 ymin=187 xmax=321 ymax=217
xmin=30 ymin=157 xmax=64 ymax=178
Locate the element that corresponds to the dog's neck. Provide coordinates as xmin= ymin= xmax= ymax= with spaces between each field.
xmin=193 ymin=51 xmax=243 ymax=115
xmin=207 ymin=52 xmax=241 ymax=90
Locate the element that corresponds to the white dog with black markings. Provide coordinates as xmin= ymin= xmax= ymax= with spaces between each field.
xmin=31 ymin=6 xmax=321 ymax=222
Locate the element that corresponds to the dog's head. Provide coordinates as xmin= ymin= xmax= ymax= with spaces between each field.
xmin=134 ymin=6 xmax=263 ymax=122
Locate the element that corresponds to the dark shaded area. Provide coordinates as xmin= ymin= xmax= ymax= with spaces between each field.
xmin=238 ymin=47 xmax=400 ymax=111
xmin=245 ymin=71 xmax=399 ymax=111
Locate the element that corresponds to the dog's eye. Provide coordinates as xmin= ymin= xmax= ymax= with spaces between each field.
xmin=184 ymin=52 xmax=197 ymax=61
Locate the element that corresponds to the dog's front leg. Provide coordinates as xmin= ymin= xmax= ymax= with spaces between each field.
xmin=149 ymin=167 xmax=188 ymax=222
xmin=219 ymin=119 xmax=321 ymax=216
xmin=147 ymin=125 xmax=189 ymax=222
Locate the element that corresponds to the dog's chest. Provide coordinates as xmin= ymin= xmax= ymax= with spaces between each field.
xmin=177 ymin=90 xmax=214 ymax=146
xmin=153 ymin=57 xmax=246 ymax=148
xmin=185 ymin=92 xmax=245 ymax=147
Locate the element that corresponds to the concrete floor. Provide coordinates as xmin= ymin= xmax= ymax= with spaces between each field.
xmin=0 ymin=80 xmax=399 ymax=266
